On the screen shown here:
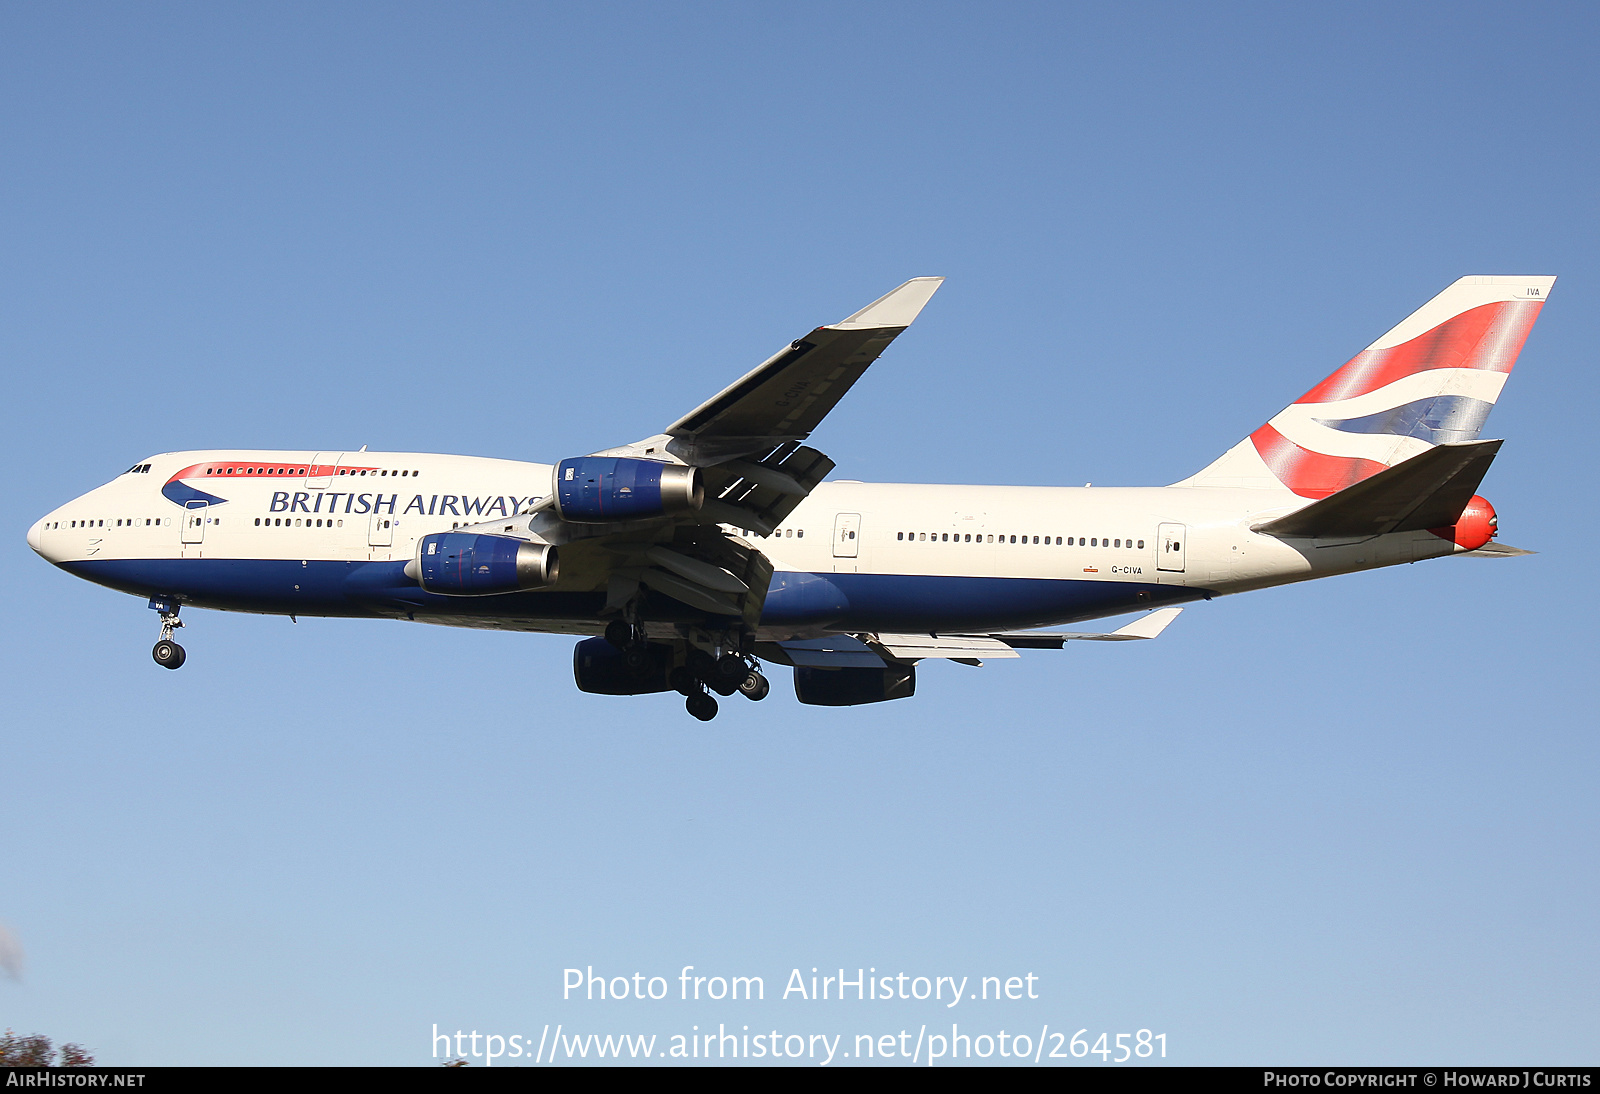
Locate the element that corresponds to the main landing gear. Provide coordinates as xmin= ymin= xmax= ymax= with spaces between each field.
xmin=605 ymin=618 xmax=654 ymax=673
xmin=671 ymin=649 xmax=768 ymax=721
xmin=604 ymin=616 xmax=768 ymax=721
xmin=149 ymin=597 xmax=186 ymax=670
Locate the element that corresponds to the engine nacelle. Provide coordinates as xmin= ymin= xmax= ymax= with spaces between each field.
xmin=793 ymin=664 xmax=916 ymax=707
xmin=1430 ymin=494 xmax=1498 ymax=551
xmin=553 ymin=457 xmax=703 ymax=522
xmin=572 ymin=637 xmax=674 ymax=695
xmin=414 ymin=532 xmax=559 ymax=595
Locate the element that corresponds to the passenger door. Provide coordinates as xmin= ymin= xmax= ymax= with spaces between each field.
xmin=307 ymin=452 xmax=343 ymax=490
xmin=1157 ymin=522 xmax=1186 ymax=573
xmin=833 ymin=513 xmax=860 ymax=557
xmin=181 ymin=501 xmax=207 ymax=544
xmin=833 ymin=512 xmax=860 ymax=573
xmin=368 ymin=512 xmax=394 ymax=547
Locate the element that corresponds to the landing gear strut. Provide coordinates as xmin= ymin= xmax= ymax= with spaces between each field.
xmin=149 ymin=597 xmax=186 ymax=670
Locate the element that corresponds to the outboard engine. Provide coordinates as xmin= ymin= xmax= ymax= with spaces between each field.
xmin=573 ymin=637 xmax=674 ymax=695
xmin=553 ymin=457 xmax=703 ymax=522
xmin=793 ymin=665 xmax=916 ymax=706
xmin=412 ymin=532 xmax=559 ymax=595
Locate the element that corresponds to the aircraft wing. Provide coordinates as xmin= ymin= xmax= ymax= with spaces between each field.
xmin=760 ymin=609 xmax=1185 ymax=667
xmin=507 ymin=279 xmax=944 ymax=626
xmin=659 ymin=276 xmax=944 ymax=465
xmin=582 ymin=277 xmax=943 ymax=539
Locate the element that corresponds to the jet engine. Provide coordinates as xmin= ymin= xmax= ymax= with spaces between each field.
xmin=413 ymin=532 xmax=559 ymax=595
xmin=573 ymin=637 xmax=674 ymax=695
xmin=793 ymin=664 xmax=916 ymax=706
xmin=553 ymin=457 xmax=703 ymax=522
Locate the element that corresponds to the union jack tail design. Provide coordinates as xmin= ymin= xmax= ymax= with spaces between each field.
xmin=1178 ymin=276 xmax=1555 ymax=496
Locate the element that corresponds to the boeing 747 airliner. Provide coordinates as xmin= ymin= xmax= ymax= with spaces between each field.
xmin=28 ymin=275 xmax=1550 ymax=718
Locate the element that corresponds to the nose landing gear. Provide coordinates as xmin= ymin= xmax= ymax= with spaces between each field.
xmin=148 ymin=597 xmax=186 ymax=670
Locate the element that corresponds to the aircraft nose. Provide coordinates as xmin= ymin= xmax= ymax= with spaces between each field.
xmin=27 ymin=517 xmax=44 ymax=556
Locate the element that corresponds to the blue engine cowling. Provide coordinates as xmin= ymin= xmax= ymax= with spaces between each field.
xmin=553 ymin=457 xmax=703 ymax=522
xmin=793 ymin=665 xmax=916 ymax=706
xmin=572 ymin=637 xmax=674 ymax=695
xmin=415 ymin=532 xmax=559 ymax=595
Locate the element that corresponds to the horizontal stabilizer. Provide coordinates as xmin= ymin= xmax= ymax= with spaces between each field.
xmin=1456 ymin=541 xmax=1536 ymax=558
xmin=1253 ymin=440 xmax=1501 ymax=540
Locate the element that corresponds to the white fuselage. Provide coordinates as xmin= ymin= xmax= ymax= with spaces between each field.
xmin=29 ymin=448 xmax=1465 ymax=640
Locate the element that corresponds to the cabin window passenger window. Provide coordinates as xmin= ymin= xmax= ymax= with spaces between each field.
xmin=1138 ymin=540 xmax=1145 ymax=548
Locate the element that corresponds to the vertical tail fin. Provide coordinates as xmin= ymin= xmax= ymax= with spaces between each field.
xmin=1177 ymin=276 xmax=1554 ymax=495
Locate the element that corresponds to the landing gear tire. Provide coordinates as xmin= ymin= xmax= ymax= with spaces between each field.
xmin=687 ymin=648 xmax=717 ymax=680
xmin=604 ymin=619 xmax=634 ymax=651
xmin=708 ymin=675 xmax=741 ymax=698
xmin=669 ymin=667 xmax=696 ymax=696
xmin=714 ymin=653 xmax=748 ymax=683
xmin=624 ymin=646 xmax=650 ymax=673
xmin=686 ymin=691 xmax=718 ymax=721
xmin=152 ymin=640 xmax=186 ymax=670
xmin=738 ymin=671 xmax=770 ymax=701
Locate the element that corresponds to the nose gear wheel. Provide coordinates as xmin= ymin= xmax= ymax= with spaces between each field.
xmin=150 ymin=602 xmax=186 ymax=670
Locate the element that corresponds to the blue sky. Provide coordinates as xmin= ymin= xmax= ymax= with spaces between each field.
xmin=3 ymin=2 xmax=1596 ymax=1066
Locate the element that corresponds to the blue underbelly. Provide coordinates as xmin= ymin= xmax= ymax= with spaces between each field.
xmin=60 ymin=558 xmax=1198 ymax=631
xmin=763 ymin=570 xmax=1193 ymax=631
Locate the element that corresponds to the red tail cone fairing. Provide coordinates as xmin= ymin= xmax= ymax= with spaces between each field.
xmin=1432 ymin=495 xmax=1497 ymax=551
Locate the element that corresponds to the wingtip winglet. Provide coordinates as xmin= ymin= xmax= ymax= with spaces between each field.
xmin=832 ymin=276 xmax=945 ymax=330
xmin=1111 ymin=607 xmax=1183 ymax=639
